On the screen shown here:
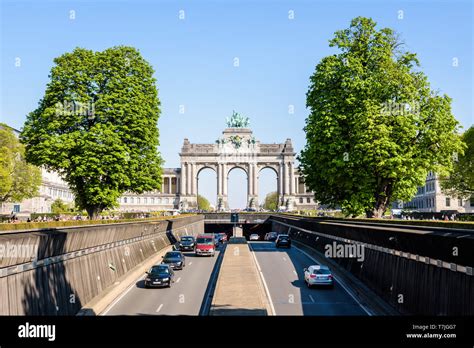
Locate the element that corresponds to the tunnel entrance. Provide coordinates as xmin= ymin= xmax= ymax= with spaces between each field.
xmin=204 ymin=222 xmax=272 ymax=240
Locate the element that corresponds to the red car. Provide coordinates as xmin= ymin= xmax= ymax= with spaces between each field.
xmin=195 ymin=234 xmax=216 ymax=256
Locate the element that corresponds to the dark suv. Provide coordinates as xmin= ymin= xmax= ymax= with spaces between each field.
xmin=178 ymin=236 xmax=196 ymax=251
xmin=162 ymin=251 xmax=186 ymax=270
xmin=275 ymin=234 xmax=291 ymax=248
xmin=145 ymin=264 xmax=174 ymax=288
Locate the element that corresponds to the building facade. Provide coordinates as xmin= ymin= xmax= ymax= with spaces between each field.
xmin=2 ymin=122 xmax=318 ymax=215
xmin=399 ymin=171 xmax=474 ymax=213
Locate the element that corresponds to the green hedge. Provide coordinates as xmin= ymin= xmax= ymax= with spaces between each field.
xmin=0 ymin=214 xmax=196 ymax=232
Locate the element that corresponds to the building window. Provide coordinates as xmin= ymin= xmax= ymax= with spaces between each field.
xmin=124 ymin=197 xmax=127 ymax=203
xmin=470 ymin=196 xmax=474 ymax=207
xmin=458 ymin=198 xmax=463 ymax=206
xmin=13 ymin=204 xmax=20 ymax=213
xmin=151 ymin=198 xmax=155 ymax=204
xmin=144 ymin=198 xmax=147 ymax=204
xmin=137 ymin=197 xmax=140 ymax=204
xmin=446 ymin=197 xmax=450 ymax=207
xmin=307 ymin=197 xmax=311 ymax=204
xmin=299 ymin=197 xmax=303 ymax=204
xmin=130 ymin=197 xmax=134 ymax=204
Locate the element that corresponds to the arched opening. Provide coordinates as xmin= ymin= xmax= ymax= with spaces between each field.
xmin=197 ymin=167 xmax=217 ymax=211
xmin=227 ymin=167 xmax=248 ymax=210
xmin=258 ymin=167 xmax=279 ymax=211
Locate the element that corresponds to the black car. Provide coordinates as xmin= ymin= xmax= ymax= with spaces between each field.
xmin=162 ymin=251 xmax=186 ymax=270
xmin=178 ymin=236 xmax=196 ymax=251
xmin=275 ymin=234 xmax=291 ymax=248
xmin=145 ymin=264 xmax=174 ymax=288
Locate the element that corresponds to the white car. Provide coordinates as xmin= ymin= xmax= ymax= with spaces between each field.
xmin=304 ymin=265 xmax=334 ymax=288
xmin=249 ymin=234 xmax=260 ymax=241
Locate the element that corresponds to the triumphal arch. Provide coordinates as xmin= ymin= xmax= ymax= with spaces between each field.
xmin=178 ymin=112 xmax=308 ymax=210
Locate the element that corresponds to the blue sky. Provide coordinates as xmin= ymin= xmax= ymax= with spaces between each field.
xmin=1 ymin=0 xmax=473 ymax=208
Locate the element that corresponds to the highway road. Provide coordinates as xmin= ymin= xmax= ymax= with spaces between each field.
xmin=102 ymin=247 xmax=222 ymax=315
xmin=250 ymin=241 xmax=369 ymax=315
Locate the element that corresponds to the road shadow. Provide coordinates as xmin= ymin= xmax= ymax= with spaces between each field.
xmin=209 ymin=304 xmax=268 ymax=316
xmin=20 ymin=229 xmax=82 ymax=315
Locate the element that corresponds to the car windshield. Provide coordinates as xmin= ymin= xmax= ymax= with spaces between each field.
xmin=314 ymin=268 xmax=331 ymax=275
xmin=150 ymin=265 xmax=169 ymax=274
xmin=181 ymin=237 xmax=193 ymax=242
xmin=279 ymin=236 xmax=289 ymax=240
xmin=196 ymin=237 xmax=213 ymax=245
xmin=165 ymin=252 xmax=181 ymax=258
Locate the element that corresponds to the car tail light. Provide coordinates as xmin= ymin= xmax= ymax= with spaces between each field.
xmin=310 ymin=274 xmax=316 ymax=278
xmin=328 ymin=275 xmax=333 ymax=280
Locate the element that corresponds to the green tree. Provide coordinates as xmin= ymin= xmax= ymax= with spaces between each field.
xmin=0 ymin=124 xmax=42 ymax=204
xmin=441 ymin=126 xmax=474 ymax=198
xmin=299 ymin=17 xmax=465 ymax=218
xmin=50 ymin=198 xmax=71 ymax=214
xmin=21 ymin=46 xmax=163 ymax=219
xmin=197 ymin=194 xmax=211 ymax=211
xmin=263 ymin=191 xmax=278 ymax=211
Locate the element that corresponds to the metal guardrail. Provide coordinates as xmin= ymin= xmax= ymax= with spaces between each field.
xmin=273 ymin=219 xmax=473 ymax=276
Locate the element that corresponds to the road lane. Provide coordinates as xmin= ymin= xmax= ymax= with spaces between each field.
xmin=102 ymin=247 xmax=222 ymax=315
xmin=250 ymin=241 xmax=368 ymax=316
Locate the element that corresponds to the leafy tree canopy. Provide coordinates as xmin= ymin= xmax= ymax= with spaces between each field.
xmin=197 ymin=194 xmax=211 ymax=211
xmin=299 ymin=17 xmax=465 ymax=218
xmin=441 ymin=126 xmax=474 ymax=198
xmin=263 ymin=191 xmax=279 ymax=211
xmin=21 ymin=46 xmax=163 ymax=219
xmin=0 ymin=124 xmax=42 ymax=204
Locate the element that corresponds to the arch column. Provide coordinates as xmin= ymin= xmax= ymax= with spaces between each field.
xmin=217 ymin=163 xmax=228 ymax=211
xmin=247 ymin=164 xmax=258 ymax=209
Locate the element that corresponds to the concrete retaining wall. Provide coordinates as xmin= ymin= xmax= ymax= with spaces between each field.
xmin=0 ymin=215 xmax=204 ymax=315
xmin=270 ymin=216 xmax=474 ymax=315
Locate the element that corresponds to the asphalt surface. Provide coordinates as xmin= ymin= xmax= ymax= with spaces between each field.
xmin=102 ymin=247 xmax=222 ymax=315
xmin=250 ymin=241 xmax=368 ymax=315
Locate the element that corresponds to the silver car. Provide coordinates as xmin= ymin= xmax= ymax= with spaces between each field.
xmin=304 ymin=265 xmax=334 ymax=288
xmin=249 ymin=234 xmax=260 ymax=241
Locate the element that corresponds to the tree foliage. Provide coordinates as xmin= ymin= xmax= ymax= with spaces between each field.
xmin=197 ymin=194 xmax=211 ymax=211
xmin=50 ymin=198 xmax=72 ymax=214
xmin=263 ymin=191 xmax=278 ymax=211
xmin=299 ymin=17 xmax=465 ymax=218
xmin=441 ymin=126 xmax=474 ymax=198
xmin=21 ymin=46 xmax=163 ymax=219
xmin=0 ymin=124 xmax=42 ymax=204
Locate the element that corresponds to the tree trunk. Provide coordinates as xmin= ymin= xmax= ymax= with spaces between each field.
xmin=366 ymin=180 xmax=393 ymax=218
xmin=85 ymin=205 xmax=102 ymax=220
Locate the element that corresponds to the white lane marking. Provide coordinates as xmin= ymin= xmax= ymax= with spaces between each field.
xmin=156 ymin=303 xmax=164 ymax=313
xmin=293 ymin=270 xmax=297 ymax=276
xmin=176 ymin=277 xmax=181 ymax=283
xmin=309 ymin=294 xmax=315 ymax=303
xmin=189 ymin=261 xmax=193 ymax=265
xmin=249 ymin=244 xmax=276 ymax=316
xmin=293 ymin=245 xmax=372 ymax=316
xmin=101 ymin=275 xmax=144 ymax=315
